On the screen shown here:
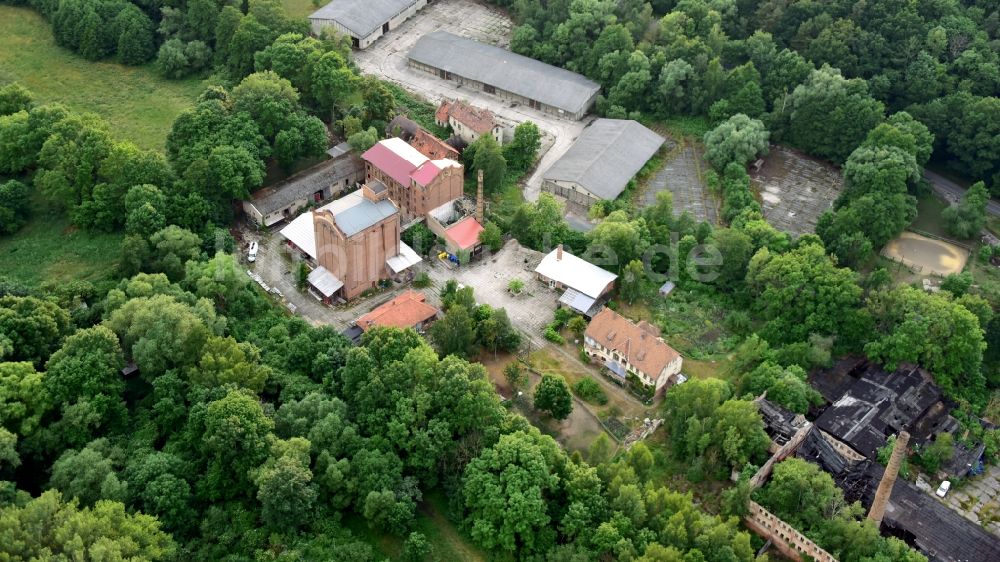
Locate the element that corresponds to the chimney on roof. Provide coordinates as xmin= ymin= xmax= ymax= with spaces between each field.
xmin=476 ymin=169 xmax=484 ymax=223
xmin=362 ymin=181 xmax=387 ymax=203
xmin=557 ymin=244 xmax=563 ymax=261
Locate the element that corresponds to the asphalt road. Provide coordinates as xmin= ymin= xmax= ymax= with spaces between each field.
xmin=924 ymin=170 xmax=1000 ymax=217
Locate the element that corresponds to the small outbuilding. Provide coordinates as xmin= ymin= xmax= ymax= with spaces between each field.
xmin=542 ymin=119 xmax=664 ymax=210
xmin=356 ymin=290 xmax=440 ymax=332
xmin=535 ymin=245 xmax=617 ymax=317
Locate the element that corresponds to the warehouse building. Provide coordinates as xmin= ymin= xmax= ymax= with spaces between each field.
xmin=309 ymin=0 xmax=427 ymax=49
xmin=542 ymin=119 xmax=664 ymax=210
xmin=243 ymin=143 xmax=363 ymax=227
xmin=407 ymin=31 xmax=600 ymax=120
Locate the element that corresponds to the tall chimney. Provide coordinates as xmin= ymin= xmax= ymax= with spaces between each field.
xmin=476 ymin=169 xmax=484 ymax=223
xmin=557 ymin=244 xmax=563 ymax=261
xmin=868 ymin=431 xmax=909 ymax=528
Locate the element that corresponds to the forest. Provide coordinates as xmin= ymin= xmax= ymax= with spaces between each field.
xmin=1 ymin=0 xmax=1000 ymax=560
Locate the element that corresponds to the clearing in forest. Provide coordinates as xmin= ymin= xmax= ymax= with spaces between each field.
xmin=643 ymin=138 xmax=717 ymax=223
xmin=752 ymin=146 xmax=843 ymax=236
xmin=882 ymin=231 xmax=970 ymax=277
xmin=0 ymin=6 xmax=206 ymax=150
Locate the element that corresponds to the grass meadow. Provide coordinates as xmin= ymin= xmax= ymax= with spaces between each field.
xmin=0 ymin=193 xmax=122 ymax=287
xmin=0 ymin=6 xmax=206 ymax=150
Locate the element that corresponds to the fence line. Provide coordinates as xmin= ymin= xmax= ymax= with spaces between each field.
xmin=906 ymin=228 xmax=973 ymax=251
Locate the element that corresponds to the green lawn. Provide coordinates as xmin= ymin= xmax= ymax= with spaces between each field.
xmin=347 ymin=491 xmax=487 ymax=561
xmin=911 ymin=193 xmax=960 ymax=240
xmin=0 ymin=6 xmax=206 ymax=150
xmin=282 ymin=0 xmax=328 ymax=19
xmin=0 ymin=194 xmax=122 ymax=287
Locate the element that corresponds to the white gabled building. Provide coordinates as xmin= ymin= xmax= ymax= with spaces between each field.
xmin=534 ymin=245 xmax=617 ymax=317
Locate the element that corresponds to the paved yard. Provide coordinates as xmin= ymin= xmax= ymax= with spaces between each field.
xmin=942 ymin=464 xmax=1000 ymax=536
xmin=422 ymin=240 xmax=559 ymax=346
xmin=353 ymin=0 xmax=589 ymax=201
xmin=752 ymin=146 xmax=843 ymax=236
xmin=247 ymin=229 xmax=429 ymax=330
xmin=247 ymin=226 xmax=559 ymax=346
xmin=644 ymin=140 xmax=717 ymax=223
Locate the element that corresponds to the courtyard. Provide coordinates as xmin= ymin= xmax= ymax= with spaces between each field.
xmin=248 ymin=228 xmax=561 ymax=346
xmin=942 ymin=464 xmax=1000 ymax=537
xmin=421 ymin=239 xmax=561 ymax=346
xmin=352 ymin=0 xmax=589 ymax=201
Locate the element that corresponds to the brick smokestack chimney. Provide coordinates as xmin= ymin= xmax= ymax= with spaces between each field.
xmin=557 ymin=244 xmax=563 ymax=261
xmin=476 ymin=169 xmax=484 ymax=223
xmin=868 ymin=431 xmax=909 ymax=528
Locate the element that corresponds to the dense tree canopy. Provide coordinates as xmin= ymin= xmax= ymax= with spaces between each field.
xmin=746 ymin=242 xmax=864 ymax=346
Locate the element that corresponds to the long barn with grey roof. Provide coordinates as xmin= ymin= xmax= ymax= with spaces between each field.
xmin=407 ymin=31 xmax=601 ymax=120
xmin=542 ymin=119 xmax=664 ymax=209
xmin=309 ymin=0 xmax=427 ymax=49
xmin=243 ymin=143 xmax=363 ymax=227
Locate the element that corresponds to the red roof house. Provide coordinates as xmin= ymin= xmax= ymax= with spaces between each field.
xmin=444 ymin=216 xmax=485 ymax=252
xmin=356 ymin=291 xmax=440 ymax=332
xmin=361 ymin=138 xmax=464 ymax=221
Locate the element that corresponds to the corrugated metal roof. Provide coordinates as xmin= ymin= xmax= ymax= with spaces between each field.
xmin=558 ymin=288 xmax=597 ymax=315
xmin=362 ymin=138 xmax=428 ymax=186
xmin=309 ymin=0 xmax=417 ymax=38
xmin=335 ymin=196 xmax=398 ymax=237
xmin=386 ymin=241 xmax=422 ymax=273
xmin=534 ymin=248 xmax=617 ymax=299
xmin=408 ymin=31 xmax=601 ymax=115
xmin=250 ymin=153 xmax=363 ymax=216
xmin=326 ymin=142 xmax=352 ymax=158
xmin=308 ymin=266 xmax=344 ymax=297
xmin=544 ymin=119 xmax=664 ymax=200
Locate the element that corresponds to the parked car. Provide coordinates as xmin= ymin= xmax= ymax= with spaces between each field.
xmin=248 ymin=241 xmax=259 ymax=263
xmin=935 ymin=480 xmax=951 ymax=498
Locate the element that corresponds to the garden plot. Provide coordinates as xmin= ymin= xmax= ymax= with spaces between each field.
xmin=752 ymin=146 xmax=843 ymax=236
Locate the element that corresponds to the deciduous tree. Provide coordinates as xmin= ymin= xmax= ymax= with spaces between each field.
xmin=704 ymin=113 xmax=769 ymax=170
xmin=534 ymin=374 xmax=573 ymax=420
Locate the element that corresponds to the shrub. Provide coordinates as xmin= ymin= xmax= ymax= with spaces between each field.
xmin=413 ymin=272 xmax=431 ymax=288
xmin=507 ymin=278 xmax=525 ymax=295
xmin=503 ymin=362 xmax=524 ymax=391
xmin=543 ymin=326 xmax=565 ymax=344
xmin=573 ymin=378 xmax=608 ymax=405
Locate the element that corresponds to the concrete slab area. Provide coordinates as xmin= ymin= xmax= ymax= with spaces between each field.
xmin=752 ymin=146 xmax=843 ymax=236
xmin=644 ymin=141 xmax=717 ymax=223
xmin=943 ymin=464 xmax=1000 ymax=537
xmin=422 ymin=240 xmax=560 ymax=347
xmin=353 ymin=0 xmax=589 ymax=201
